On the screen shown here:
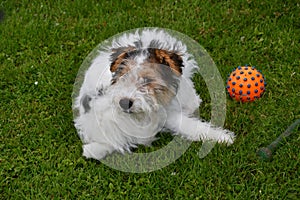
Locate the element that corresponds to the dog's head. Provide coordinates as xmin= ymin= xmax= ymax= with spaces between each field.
xmin=108 ymin=46 xmax=184 ymax=114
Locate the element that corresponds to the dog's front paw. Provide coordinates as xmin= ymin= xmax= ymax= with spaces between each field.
xmin=217 ymin=130 xmax=235 ymax=145
xmin=82 ymin=143 xmax=112 ymax=160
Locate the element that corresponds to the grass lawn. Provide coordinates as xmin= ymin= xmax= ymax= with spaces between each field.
xmin=1 ymin=0 xmax=299 ymax=199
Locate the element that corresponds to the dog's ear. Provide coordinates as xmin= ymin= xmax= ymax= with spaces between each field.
xmin=110 ymin=46 xmax=135 ymax=72
xmin=149 ymin=48 xmax=184 ymax=76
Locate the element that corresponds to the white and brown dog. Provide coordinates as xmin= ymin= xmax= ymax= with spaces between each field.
xmin=74 ymin=28 xmax=235 ymax=160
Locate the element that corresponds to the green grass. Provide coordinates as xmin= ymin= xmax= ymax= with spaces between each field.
xmin=1 ymin=0 xmax=299 ymax=199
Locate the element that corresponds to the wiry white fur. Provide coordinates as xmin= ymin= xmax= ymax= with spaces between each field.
xmin=74 ymin=29 xmax=235 ymax=160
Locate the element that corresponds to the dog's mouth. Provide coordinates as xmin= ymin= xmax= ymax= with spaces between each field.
xmin=121 ymin=107 xmax=144 ymax=115
xmin=122 ymin=109 xmax=134 ymax=114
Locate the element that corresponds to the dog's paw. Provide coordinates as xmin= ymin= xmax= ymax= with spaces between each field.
xmin=217 ymin=130 xmax=235 ymax=145
xmin=82 ymin=143 xmax=111 ymax=160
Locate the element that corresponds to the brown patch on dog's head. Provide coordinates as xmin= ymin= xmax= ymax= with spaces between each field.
xmin=110 ymin=46 xmax=135 ymax=72
xmin=148 ymin=48 xmax=183 ymax=76
xmin=110 ymin=46 xmax=137 ymax=84
xmin=109 ymin=46 xmax=184 ymax=86
xmin=138 ymin=63 xmax=180 ymax=106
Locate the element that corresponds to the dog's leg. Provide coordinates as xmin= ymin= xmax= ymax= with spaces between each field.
xmin=166 ymin=114 xmax=235 ymax=144
xmin=82 ymin=142 xmax=115 ymax=160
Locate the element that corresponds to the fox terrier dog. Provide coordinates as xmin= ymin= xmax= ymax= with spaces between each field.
xmin=74 ymin=29 xmax=235 ymax=160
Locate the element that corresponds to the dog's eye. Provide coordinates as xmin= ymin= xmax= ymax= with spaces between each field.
xmin=154 ymin=86 xmax=166 ymax=93
xmin=142 ymin=77 xmax=154 ymax=84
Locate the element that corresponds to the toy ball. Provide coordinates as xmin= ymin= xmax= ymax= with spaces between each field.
xmin=226 ymin=65 xmax=266 ymax=102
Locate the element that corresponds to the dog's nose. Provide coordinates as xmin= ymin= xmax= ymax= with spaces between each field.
xmin=119 ymin=98 xmax=134 ymax=110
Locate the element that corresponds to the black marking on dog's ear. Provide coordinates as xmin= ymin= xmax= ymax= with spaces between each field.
xmin=148 ymin=48 xmax=184 ymax=76
xmin=134 ymin=40 xmax=143 ymax=49
xmin=149 ymin=40 xmax=162 ymax=49
xmin=110 ymin=46 xmax=135 ymax=72
xmin=81 ymin=95 xmax=92 ymax=113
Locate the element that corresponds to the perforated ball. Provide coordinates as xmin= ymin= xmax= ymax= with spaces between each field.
xmin=226 ymin=65 xmax=266 ymax=102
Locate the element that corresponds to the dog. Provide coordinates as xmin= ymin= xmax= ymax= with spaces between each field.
xmin=74 ymin=29 xmax=235 ymax=160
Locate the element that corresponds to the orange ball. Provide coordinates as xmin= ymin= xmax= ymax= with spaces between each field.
xmin=226 ymin=65 xmax=266 ymax=102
